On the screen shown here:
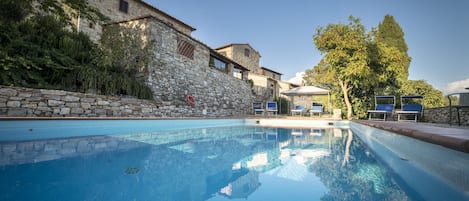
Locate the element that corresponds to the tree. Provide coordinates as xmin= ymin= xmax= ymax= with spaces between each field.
xmin=372 ymin=15 xmax=411 ymax=93
xmin=311 ymin=16 xmax=371 ymax=120
xmin=400 ymin=80 xmax=447 ymax=108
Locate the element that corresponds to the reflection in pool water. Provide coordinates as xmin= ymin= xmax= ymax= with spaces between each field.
xmin=0 ymin=125 xmax=442 ymax=201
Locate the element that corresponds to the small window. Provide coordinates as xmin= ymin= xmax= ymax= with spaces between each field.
xmin=88 ymin=22 xmax=94 ymax=29
xmin=177 ymin=38 xmax=195 ymax=59
xmin=244 ymin=48 xmax=250 ymax=57
xmin=209 ymin=57 xmax=226 ymax=71
xmin=119 ymin=0 xmax=129 ymax=13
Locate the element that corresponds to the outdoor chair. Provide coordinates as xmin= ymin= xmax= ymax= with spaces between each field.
xmin=252 ymin=102 xmax=264 ymax=116
xmin=266 ymin=101 xmax=278 ymax=116
xmin=368 ymin=96 xmax=395 ymax=121
xmin=396 ymin=95 xmax=424 ymax=122
xmin=448 ymin=92 xmax=469 ymax=126
xmin=291 ymin=105 xmax=306 ymax=116
xmin=310 ymin=102 xmax=324 ymax=117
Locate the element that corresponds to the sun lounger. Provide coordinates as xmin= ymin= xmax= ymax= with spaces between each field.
xmin=368 ymin=96 xmax=395 ymax=121
xmin=266 ymin=101 xmax=278 ymax=116
xmin=396 ymin=95 xmax=424 ymax=122
xmin=291 ymin=105 xmax=306 ymax=116
xmin=252 ymin=102 xmax=264 ymax=116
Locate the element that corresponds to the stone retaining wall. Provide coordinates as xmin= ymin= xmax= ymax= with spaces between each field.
xmin=0 ymin=86 xmax=167 ymax=117
xmin=424 ymin=106 xmax=469 ymax=125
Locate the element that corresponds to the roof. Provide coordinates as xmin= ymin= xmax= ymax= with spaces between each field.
xmin=137 ymin=0 xmax=196 ymax=31
xmin=261 ymin=67 xmax=283 ymax=75
xmin=281 ymin=86 xmax=330 ymax=96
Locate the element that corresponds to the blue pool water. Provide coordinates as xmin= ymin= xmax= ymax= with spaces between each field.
xmin=1 ymin=120 xmax=468 ymax=201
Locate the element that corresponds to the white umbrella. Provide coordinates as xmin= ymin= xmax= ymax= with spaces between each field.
xmin=281 ymin=86 xmax=330 ymax=96
xmin=281 ymin=86 xmax=331 ymax=113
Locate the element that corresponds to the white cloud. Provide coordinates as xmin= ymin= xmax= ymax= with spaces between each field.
xmin=287 ymin=72 xmax=305 ymax=85
xmin=445 ymin=78 xmax=469 ymax=94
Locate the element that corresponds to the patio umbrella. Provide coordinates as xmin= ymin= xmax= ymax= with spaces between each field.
xmin=281 ymin=86 xmax=330 ymax=96
xmin=281 ymin=86 xmax=331 ymax=113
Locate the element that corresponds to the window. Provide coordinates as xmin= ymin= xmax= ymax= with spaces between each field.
xmin=177 ymin=38 xmax=195 ymax=59
xmin=119 ymin=0 xmax=129 ymax=13
xmin=209 ymin=57 xmax=226 ymax=71
xmin=244 ymin=48 xmax=250 ymax=57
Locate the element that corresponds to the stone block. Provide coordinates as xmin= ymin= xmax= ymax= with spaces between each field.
xmin=60 ymin=108 xmax=71 ymax=115
xmin=71 ymin=108 xmax=84 ymax=114
xmin=40 ymin=89 xmax=66 ymax=96
xmin=66 ymin=102 xmax=80 ymax=108
xmin=0 ymin=88 xmax=17 ymax=96
xmin=97 ymin=100 xmax=110 ymax=106
xmin=21 ymin=103 xmax=37 ymax=108
xmin=7 ymin=109 xmax=26 ymax=116
xmin=63 ymin=95 xmax=80 ymax=102
xmin=18 ymin=93 xmax=32 ymax=98
xmin=110 ymin=102 xmax=121 ymax=107
xmin=81 ymin=102 xmax=92 ymax=109
xmin=7 ymin=101 xmax=21 ymax=107
xmin=81 ymin=98 xmax=96 ymax=103
xmin=48 ymin=100 xmax=64 ymax=106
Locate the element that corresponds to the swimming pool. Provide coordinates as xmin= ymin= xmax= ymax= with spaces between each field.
xmin=0 ymin=120 xmax=468 ymax=201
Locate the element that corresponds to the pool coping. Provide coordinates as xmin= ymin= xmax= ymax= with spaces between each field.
xmin=355 ymin=120 xmax=469 ymax=154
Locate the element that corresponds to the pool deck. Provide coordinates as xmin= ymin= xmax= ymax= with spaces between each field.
xmin=356 ymin=120 xmax=469 ymax=154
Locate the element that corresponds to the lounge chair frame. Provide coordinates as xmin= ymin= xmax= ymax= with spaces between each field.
xmin=252 ymin=102 xmax=264 ymax=116
xmin=368 ymin=96 xmax=395 ymax=121
xmin=396 ymin=95 xmax=424 ymax=122
xmin=310 ymin=102 xmax=323 ymax=117
xmin=291 ymin=105 xmax=306 ymax=116
xmin=266 ymin=101 xmax=278 ymax=116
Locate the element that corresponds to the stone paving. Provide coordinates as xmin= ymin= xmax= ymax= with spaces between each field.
xmin=356 ymin=120 xmax=469 ymax=153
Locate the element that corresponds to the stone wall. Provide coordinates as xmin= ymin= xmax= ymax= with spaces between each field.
xmin=144 ymin=18 xmax=254 ymax=117
xmin=0 ymin=86 xmax=166 ymax=117
xmin=424 ymin=106 xmax=469 ymax=126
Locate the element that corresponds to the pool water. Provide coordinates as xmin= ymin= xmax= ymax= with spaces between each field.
xmin=0 ymin=123 xmax=468 ymax=201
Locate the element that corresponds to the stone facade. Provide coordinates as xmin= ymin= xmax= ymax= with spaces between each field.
xmin=140 ymin=17 xmax=254 ymax=116
xmin=77 ymin=0 xmax=195 ymax=42
xmin=215 ymin=44 xmax=261 ymax=75
xmin=215 ymin=44 xmax=291 ymax=102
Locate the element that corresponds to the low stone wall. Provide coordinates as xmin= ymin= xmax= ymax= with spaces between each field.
xmin=0 ymin=86 xmax=167 ymax=117
xmin=424 ymin=106 xmax=469 ymax=125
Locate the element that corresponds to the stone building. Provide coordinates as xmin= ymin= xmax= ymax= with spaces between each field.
xmin=70 ymin=1 xmax=254 ymax=117
xmin=215 ymin=44 xmax=262 ymax=75
xmin=215 ymin=44 xmax=297 ymax=102
xmin=76 ymin=0 xmax=195 ymax=42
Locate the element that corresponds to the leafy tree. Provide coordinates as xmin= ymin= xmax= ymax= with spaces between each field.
xmin=311 ymin=16 xmax=371 ymax=120
xmin=306 ymin=15 xmax=445 ymax=119
xmin=400 ymin=80 xmax=447 ymax=108
xmin=372 ymin=15 xmax=411 ymax=94
xmin=375 ymin=15 xmax=408 ymax=54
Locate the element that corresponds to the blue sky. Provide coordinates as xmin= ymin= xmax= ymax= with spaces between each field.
xmin=148 ymin=0 xmax=469 ymax=93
